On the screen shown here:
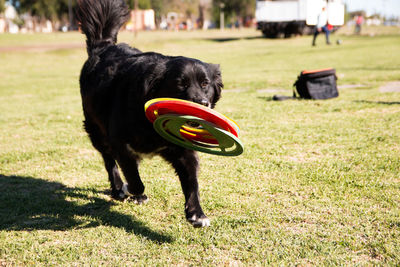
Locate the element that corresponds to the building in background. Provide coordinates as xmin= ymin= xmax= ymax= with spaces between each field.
xmin=126 ymin=9 xmax=156 ymax=31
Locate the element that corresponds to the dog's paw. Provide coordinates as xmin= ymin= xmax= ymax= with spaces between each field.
xmin=128 ymin=194 xmax=148 ymax=205
xmin=119 ymin=183 xmax=148 ymax=204
xmin=111 ymin=189 xmax=129 ymax=201
xmin=187 ymin=214 xmax=210 ymax=228
xmin=110 ymin=183 xmax=131 ymax=201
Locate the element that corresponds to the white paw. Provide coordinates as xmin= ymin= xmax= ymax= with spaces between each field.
xmin=130 ymin=195 xmax=148 ymax=205
xmin=189 ymin=215 xmax=210 ymax=228
xmin=199 ymin=218 xmax=211 ymax=227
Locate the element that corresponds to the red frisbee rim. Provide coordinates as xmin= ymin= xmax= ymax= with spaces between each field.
xmin=144 ymin=98 xmax=240 ymax=137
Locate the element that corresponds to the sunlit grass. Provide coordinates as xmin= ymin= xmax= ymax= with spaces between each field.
xmin=0 ymin=29 xmax=399 ymax=265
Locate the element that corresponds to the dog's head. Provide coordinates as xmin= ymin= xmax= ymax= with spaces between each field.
xmin=152 ymin=57 xmax=223 ymax=108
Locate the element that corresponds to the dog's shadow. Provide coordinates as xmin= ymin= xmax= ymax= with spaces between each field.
xmin=0 ymin=174 xmax=173 ymax=243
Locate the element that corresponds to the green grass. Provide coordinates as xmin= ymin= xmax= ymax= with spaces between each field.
xmin=1 ymin=28 xmax=400 ymax=265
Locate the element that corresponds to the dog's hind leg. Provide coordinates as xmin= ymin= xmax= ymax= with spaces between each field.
xmin=161 ymin=148 xmax=210 ymax=228
xmin=83 ymin=118 xmax=126 ymax=200
xmin=114 ymin=145 xmax=148 ymax=204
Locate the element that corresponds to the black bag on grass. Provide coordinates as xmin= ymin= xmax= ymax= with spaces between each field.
xmin=293 ymin=68 xmax=338 ymax=99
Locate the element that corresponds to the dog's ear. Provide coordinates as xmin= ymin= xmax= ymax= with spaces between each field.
xmin=209 ymin=64 xmax=223 ymax=107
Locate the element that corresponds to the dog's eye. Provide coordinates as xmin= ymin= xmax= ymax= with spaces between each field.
xmin=201 ymin=80 xmax=209 ymax=88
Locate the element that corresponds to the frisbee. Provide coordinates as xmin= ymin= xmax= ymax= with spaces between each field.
xmin=145 ymin=98 xmax=240 ymax=137
xmin=144 ymin=98 xmax=244 ymax=156
xmin=153 ymin=114 xmax=244 ymax=156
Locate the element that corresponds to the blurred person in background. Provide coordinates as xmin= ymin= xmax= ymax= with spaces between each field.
xmin=312 ymin=7 xmax=331 ymax=46
xmin=354 ymin=15 xmax=364 ymax=34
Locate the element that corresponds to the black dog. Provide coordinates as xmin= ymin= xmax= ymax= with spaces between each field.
xmin=76 ymin=0 xmax=223 ymax=227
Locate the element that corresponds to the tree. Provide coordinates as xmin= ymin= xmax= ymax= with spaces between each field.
xmin=57 ymin=0 xmax=77 ymax=27
xmin=198 ymin=0 xmax=212 ymax=28
xmin=212 ymin=0 xmax=255 ymax=27
xmin=10 ymin=0 xmax=75 ymax=22
xmin=150 ymin=0 xmax=163 ymax=24
xmin=127 ymin=0 xmax=152 ymax=10
xmin=0 ymin=0 xmax=5 ymax=14
xmin=17 ymin=0 xmax=58 ymax=20
xmin=160 ymin=0 xmax=199 ymax=17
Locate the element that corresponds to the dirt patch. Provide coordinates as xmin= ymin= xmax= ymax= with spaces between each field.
xmin=379 ymin=81 xmax=400 ymax=93
xmin=0 ymin=43 xmax=84 ymax=52
xmin=222 ymin=88 xmax=288 ymax=93
xmin=257 ymin=88 xmax=288 ymax=93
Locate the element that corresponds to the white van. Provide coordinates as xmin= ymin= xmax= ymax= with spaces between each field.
xmin=256 ymin=0 xmax=345 ymax=38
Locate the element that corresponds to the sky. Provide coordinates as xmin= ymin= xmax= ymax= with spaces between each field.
xmin=343 ymin=0 xmax=400 ymax=18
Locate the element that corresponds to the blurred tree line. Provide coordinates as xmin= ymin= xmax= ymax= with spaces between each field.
xmin=212 ymin=0 xmax=255 ymax=27
xmin=7 ymin=0 xmax=73 ymax=21
xmin=3 ymin=0 xmax=255 ymax=28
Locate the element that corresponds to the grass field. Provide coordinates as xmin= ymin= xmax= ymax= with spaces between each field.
xmin=1 ymin=28 xmax=400 ymax=265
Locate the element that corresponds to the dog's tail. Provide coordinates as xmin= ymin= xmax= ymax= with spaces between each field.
xmin=76 ymin=0 xmax=130 ymax=55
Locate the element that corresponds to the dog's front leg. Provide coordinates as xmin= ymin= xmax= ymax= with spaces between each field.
xmin=161 ymin=148 xmax=210 ymax=227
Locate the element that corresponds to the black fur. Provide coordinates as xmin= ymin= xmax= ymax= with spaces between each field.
xmin=76 ymin=0 xmax=223 ymax=227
